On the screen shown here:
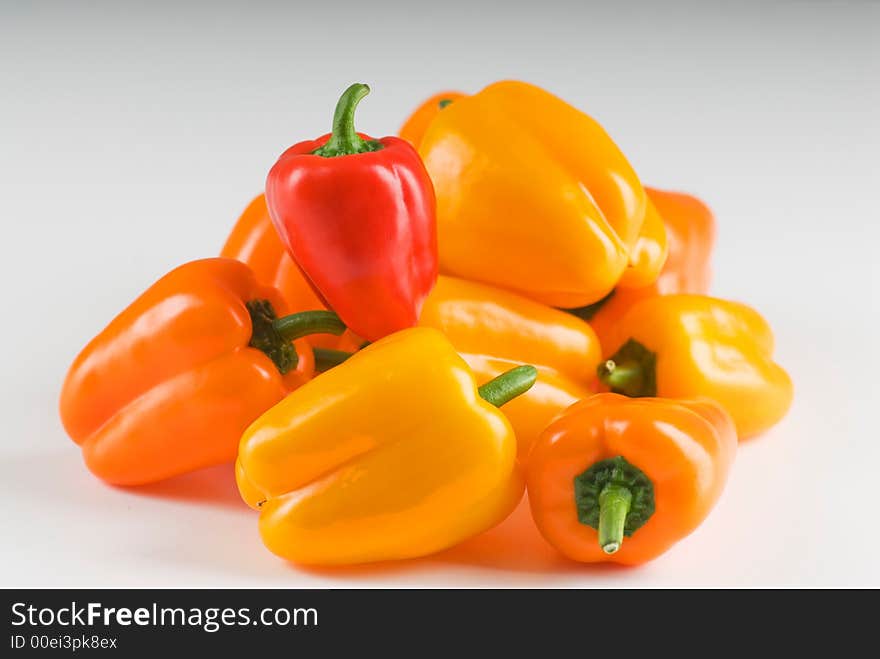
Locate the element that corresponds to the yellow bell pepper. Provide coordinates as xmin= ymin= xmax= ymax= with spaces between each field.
xmin=418 ymin=80 xmax=652 ymax=308
xmin=598 ymin=294 xmax=793 ymax=439
xmin=419 ymin=275 xmax=599 ymax=456
xmin=235 ymin=327 xmax=535 ymax=565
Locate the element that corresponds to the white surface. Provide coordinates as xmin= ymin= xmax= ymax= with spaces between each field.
xmin=1 ymin=2 xmax=877 ymax=587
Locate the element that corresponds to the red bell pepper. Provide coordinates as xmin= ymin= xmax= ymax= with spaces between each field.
xmin=265 ymin=83 xmax=438 ymax=342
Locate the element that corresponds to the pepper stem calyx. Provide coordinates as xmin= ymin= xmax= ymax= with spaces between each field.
xmin=597 ymin=338 xmax=657 ymax=397
xmin=247 ymin=301 xmax=345 ymax=374
xmin=573 ymin=456 xmax=655 ymax=554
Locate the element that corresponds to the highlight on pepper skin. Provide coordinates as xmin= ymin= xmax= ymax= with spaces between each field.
xmin=526 ymin=393 xmax=737 ymax=565
xmin=566 ymin=186 xmax=716 ymax=353
xmin=596 ymin=294 xmax=793 ymax=439
xmin=58 ymin=258 xmax=344 ymax=486
xmin=235 ymin=327 xmax=534 ymax=566
xmin=418 ymin=80 xmax=649 ymax=308
xmin=418 ymin=275 xmax=601 ymax=457
xmin=265 ymin=83 xmax=438 ymax=343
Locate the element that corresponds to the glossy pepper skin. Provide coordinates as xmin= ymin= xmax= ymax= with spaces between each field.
xmin=599 ymin=295 xmax=793 ymax=438
xmin=527 ymin=393 xmax=737 ymax=565
xmin=418 ymin=80 xmax=649 ymax=308
xmin=221 ymin=195 xmax=326 ymax=316
xmin=220 ymin=194 xmax=342 ymax=350
xmin=399 ymin=91 xmax=465 ymax=146
xmin=236 ymin=327 xmax=533 ymax=565
xmin=643 ymin=188 xmax=715 ymax=294
xmin=266 ymin=83 xmax=438 ymax=342
xmin=400 ymin=85 xmax=667 ymax=296
xmin=58 ymin=258 xmax=341 ymax=486
xmin=615 ymin=196 xmax=668 ymax=289
xmin=572 ymin=187 xmax=715 ymax=351
xmin=419 ymin=275 xmax=600 ymax=456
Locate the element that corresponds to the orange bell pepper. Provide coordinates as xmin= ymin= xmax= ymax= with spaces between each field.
xmin=645 ymin=187 xmax=715 ymax=294
xmin=399 ymin=91 xmax=465 ymax=147
xmin=598 ymin=294 xmax=793 ymax=438
xmin=572 ymin=187 xmax=715 ymax=350
xmin=418 ymin=80 xmax=652 ymax=308
xmin=60 ymin=258 xmax=345 ymax=485
xmin=236 ymin=327 xmax=535 ymax=565
xmin=419 ymin=275 xmax=599 ymax=456
xmin=527 ymin=393 xmax=737 ymax=565
xmin=221 ymin=195 xmax=344 ymax=349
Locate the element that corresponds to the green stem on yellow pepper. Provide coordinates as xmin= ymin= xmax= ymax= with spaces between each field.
xmin=478 ymin=365 xmax=538 ymax=407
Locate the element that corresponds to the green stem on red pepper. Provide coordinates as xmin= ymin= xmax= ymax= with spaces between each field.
xmin=312 ymin=83 xmax=384 ymax=157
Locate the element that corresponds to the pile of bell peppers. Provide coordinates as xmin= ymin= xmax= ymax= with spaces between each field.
xmin=61 ymin=80 xmax=792 ymax=567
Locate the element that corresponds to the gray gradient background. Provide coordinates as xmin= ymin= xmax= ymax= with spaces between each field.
xmin=0 ymin=1 xmax=877 ymax=586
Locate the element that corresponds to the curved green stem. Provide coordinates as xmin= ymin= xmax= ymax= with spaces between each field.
xmin=438 ymin=98 xmax=454 ymax=109
xmin=312 ymin=83 xmax=384 ymax=157
xmin=598 ymin=484 xmax=632 ymax=554
xmin=273 ymin=310 xmax=345 ymax=342
xmin=247 ymin=302 xmax=345 ymax=375
xmin=313 ymin=348 xmax=353 ymax=373
xmin=478 ymin=365 xmax=538 ymax=407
